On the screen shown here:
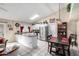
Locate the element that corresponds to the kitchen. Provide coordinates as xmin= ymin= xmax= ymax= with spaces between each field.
xmin=0 ymin=3 xmax=79 ymax=56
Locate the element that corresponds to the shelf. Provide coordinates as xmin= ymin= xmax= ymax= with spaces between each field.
xmin=58 ymin=22 xmax=67 ymax=38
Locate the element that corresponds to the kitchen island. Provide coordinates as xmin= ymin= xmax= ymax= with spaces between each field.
xmin=15 ymin=33 xmax=38 ymax=48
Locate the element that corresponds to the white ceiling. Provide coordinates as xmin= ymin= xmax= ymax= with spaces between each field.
xmin=0 ymin=3 xmax=68 ymax=23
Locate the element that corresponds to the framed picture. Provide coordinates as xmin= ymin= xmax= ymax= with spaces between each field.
xmin=9 ymin=28 xmax=13 ymax=30
xmin=15 ymin=23 xmax=20 ymax=27
xmin=7 ymin=24 xmax=13 ymax=30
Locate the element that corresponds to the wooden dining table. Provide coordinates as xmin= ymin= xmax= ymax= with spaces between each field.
xmin=48 ymin=38 xmax=70 ymax=56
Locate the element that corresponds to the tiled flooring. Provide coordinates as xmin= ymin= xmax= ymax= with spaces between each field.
xmin=5 ymin=40 xmax=79 ymax=56
xmin=6 ymin=40 xmax=51 ymax=56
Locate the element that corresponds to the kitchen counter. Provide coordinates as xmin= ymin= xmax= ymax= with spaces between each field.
xmin=15 ymin=33 xmax=38 ymax=48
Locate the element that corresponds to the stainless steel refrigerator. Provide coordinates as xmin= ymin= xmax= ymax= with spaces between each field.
xmin=39 ymin=24 xmax=48 ymax=41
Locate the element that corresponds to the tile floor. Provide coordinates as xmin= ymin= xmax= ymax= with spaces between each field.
xmin=5 ymin=40 xmax=79 ymax=56
xmin=6 ymin=40 xmax=51 ymax=56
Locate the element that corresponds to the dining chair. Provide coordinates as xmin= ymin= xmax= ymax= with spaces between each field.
xmin=60 ymin=37 xmax=70 ymax=56
xmin=47 ymin=35 xmax=58 ymax=55
xmin=69 ymin=34 xmax=77 ymax=47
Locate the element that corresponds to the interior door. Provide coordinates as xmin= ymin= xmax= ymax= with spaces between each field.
xmin=77 ymin=21 xmax=79 ymax=48
xmin=0 ymin=23 xmax=4 ymax=37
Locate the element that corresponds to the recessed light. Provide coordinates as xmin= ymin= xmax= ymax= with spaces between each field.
xmin=30 ymin=14 xmax=39 ymax=20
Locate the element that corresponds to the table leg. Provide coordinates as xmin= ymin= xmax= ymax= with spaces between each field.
xmin=62 ymin=45 xmax=66 ymax=56
xmin=68 ymin=47 xmax=70 ymax=56
xmin=50 ymin=42 xmax=52 ymax=54
xmin=48 ymin=42 xmax=49 ymax=52
xmin=55 ymin=47 xmax=58 ymax=55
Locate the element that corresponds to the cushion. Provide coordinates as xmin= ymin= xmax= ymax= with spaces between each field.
xmin=61 ymin=37 xmax=68 ymax=44
xmin=50 ymin=36 xmax=57 ymax=42
xmin=0 ymin=37 xmax=4 ymax=44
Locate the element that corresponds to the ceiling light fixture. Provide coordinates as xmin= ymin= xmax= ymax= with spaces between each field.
xmin=30 ymin=14 xmax=39 ymax=20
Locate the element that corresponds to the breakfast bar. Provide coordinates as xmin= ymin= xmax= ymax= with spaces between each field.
xmin=15 ymin=33 xmax=38 ymax=48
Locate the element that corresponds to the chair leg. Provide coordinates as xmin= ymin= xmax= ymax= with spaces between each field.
xmin=4 ymin=40 xmax=8 ymax=50
xmin=62 ymin=45 xmax=66 ymax=56
xmin=48 ymin=42 xmax=50 ymax=52
xmin=55 ymin=48 xmax=58 ymax=55
xmin=49 ymin=43 xmax=52 ymax=54
xmin=48 ymin=46 xmax=50 ymax=52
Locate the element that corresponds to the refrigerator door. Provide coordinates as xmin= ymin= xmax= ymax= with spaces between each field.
xmin=39 ymin=24 xmax=48 ymax=41
xmin=39 ymin=27 xmax=45 ymax=40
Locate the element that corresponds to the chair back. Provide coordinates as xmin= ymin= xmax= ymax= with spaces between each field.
xmin=69 ymin=34 xmax=77 ymax=46
xmin=0 ymin=37 xmax=5 ymax=44
xmin=61 ymin=37 xmax=68 ymax=44
xmin=50 ymin=36 xmax=57 ymax=42
xmin=0 ymin=37 xmax=8 ymax=53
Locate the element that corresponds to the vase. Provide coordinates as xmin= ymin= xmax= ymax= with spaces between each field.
xmin=20 ymin=26 xmax=24 ymax=33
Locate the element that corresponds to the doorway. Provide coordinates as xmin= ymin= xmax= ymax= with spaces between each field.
xmin=0 ymin=23 xmax=6 ymax=38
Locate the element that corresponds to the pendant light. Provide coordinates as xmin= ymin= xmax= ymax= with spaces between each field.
xmin=57 ymin=3 xmax=62 ymax=24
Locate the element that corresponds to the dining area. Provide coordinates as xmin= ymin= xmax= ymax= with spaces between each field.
xmin=47 ymin=21 xmax=78 ymax=56
xmin=47 ymin=34 xmax=77 ymax=56
xmin=47 ymin=35 xmax=70 ymax=56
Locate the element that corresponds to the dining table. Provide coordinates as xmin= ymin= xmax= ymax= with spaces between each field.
xmin=48 ymin=37 xmax=70 ymax=56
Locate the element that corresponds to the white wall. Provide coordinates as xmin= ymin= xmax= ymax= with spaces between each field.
xmin=0 ymin=20 xmax=30 ymax=43
xmin=67 ymin=20 xmax=77 ymax=38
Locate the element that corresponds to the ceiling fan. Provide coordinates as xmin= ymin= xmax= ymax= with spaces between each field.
xmin=67 ymin=3 xmax=72 ymax=12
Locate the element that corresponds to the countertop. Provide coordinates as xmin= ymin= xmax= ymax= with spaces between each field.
xmin=15 ymin=32 xmax=37 ymax=37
